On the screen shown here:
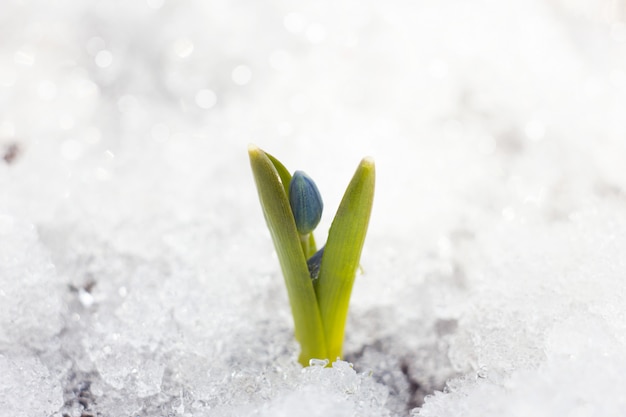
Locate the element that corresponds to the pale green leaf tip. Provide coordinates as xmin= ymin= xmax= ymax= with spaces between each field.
xmin=361 ymin=156 xmax=375 ymax=169
xmin=248 ymin=143 xmax=261 ymax=156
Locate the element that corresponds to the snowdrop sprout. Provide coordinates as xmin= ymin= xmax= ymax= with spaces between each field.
xmin=249 ymin=146 xmax=374 ymax=365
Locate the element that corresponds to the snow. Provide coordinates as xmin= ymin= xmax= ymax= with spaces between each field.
xmin=2 ymin=0 xmax=626 ymax=415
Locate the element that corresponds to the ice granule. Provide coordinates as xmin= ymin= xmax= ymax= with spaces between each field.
xmin=85 ymin=338 xmax=164 ymax=397
xmin=250 ymin=360 xmax=390 ymax=417
xmin=414 ymin=206 xmax=626 ymax=416
xmin=0 ymin=353 xmax=64 ymax=417
xmin=416 ymin=352 xmax=626 ymax=417
xmin=0 ymin=214 xmax=64 ymax=350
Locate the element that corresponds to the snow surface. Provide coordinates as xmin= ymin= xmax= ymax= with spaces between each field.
xmin=2 ymin=0 xmax=626 ymax=415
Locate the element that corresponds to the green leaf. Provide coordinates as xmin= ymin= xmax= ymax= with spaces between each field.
xmin=266 ymin=152 xmax=292 ymax=197
xmin=248 ymin=145 xmax=328 ymax=365
xmin=314 ymin=157 xmax=375 ymax=361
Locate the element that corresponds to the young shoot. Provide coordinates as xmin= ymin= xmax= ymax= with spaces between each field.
xmin=248 ymin=145 xmax=375 ymax=366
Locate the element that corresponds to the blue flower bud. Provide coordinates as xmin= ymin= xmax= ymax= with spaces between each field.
xmin=307 ymin=246 xmax=324 ymax=280
xmin=289 ymin=170 xmax=323 ymax=235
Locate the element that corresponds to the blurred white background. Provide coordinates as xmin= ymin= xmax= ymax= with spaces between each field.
xmin=2 ymin=1 xmax=626 ymax=416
